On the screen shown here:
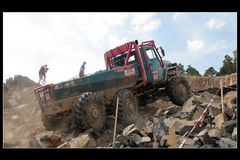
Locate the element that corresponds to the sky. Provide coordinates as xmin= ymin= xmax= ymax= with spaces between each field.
xmin=3 ymin=12 xmax=237 ymax=84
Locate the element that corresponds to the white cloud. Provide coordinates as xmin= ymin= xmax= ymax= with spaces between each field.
xmin=131 ymin=13 xmax=161 ymax=33
xmin=187 ymin=39 xmax=205 ymax=52
xmin=206 ymin=18 xmax=225 ymax=29
xmin=173 ymin=13 xmax=187 ymax=21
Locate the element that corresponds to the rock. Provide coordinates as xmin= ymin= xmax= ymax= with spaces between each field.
xmin=141 ymin=137 xmax=151 ymax=143
xmin=153 ymin=120 xmax=167 ymax=140
xmin=213 ymin=114 xmax=227 ymax=129
xmin=178 ymin=137 xmax=196 ymax=146
xmin=182 ymin=97 xmax=194 ymax=109
xmin=200 ymin=144 xmax=214 ymax=148
xmin=182 ymin=97 xmax=195 ymax=113
xmin=192 ymin=98 xmax=203 ymax=105
xmin=207 ymin=128 xmax=222 ymax=138
xmin=35 ymin=131 xmax=63 ymax=148
xmin=123 ymin=124 xmax=135 ymax=136
xmin=191 ymin=106 xmax=205 ymax=120
xmin=152 ymin=142 xmax=159 ymax=148
xmin=224 ymin=103 xmax=235 ymax=117
xmin=171 ymin=121 xmax=185 ymax=134
xmin=182 ymin=144 xmax=198 ymax=148
xmin=203 ymin=118 xmax=213 ymax=125
xmin=231 ymin=127 xmax=237 ymax=141
xmin=197 ymin=128 xmax=208 ymax=137
xmin=223 ymin=91 xmax=237 ymax=104
xmin=160 ymin=136 xmax=168 ymax=147
xmin=179 ymin=112 xmax=189 ymax=119
xmin=131 ymin=134 xmax=142 ymax=145
xmin=161 ymin=135 xmax=196 ymax=147
xmin=163 ymin=117 xmax=178 ymax=128
xmin=218 ymin=138 xmax=237 ymax=148
xmin=173 ymin=110 xmax=182 ymax=118
xmin=198 ymin=134 xmax=217 ymax=146
xmin=208 ymin=107 xmax=221 ymax=118
xmin=193 ymin=137 xmax=199 ymax=142
xmin=68 ymin=133 xmax=96 ymax=148
xmin=209 ymin=102 xmax=221 ymax=109
xmin=152 ymin=100 xmax=173 ymax=110
xmin=191 ymin=111 xmax=201 ymax=121
xmin=163 ymin=110 xmax=169 ymax=115
xmin=222 ymin=120 xmax=236 ymax=134
xmin=153 ymin=109 xmax=163 ymax=117
xmin=143 ymin=121 xmax=153 ymax=134
xmin=164 ymin=105 xmax=181 ymax=116
xmin=116 ymin=135 xmax=130 ymax=146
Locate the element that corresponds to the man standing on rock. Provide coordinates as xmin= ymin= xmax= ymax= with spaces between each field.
xmin=79 ymin=61 xmax=86 ymax=78
xmin=39 ymin=65 xmax=49 ymax=84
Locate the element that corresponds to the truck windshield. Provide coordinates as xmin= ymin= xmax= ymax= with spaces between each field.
xmin=145 ymin=47 xmax=157 ymax=60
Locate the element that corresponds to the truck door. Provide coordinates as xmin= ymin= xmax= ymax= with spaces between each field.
xmin=143 ymin=47 xmax=164 ymax=83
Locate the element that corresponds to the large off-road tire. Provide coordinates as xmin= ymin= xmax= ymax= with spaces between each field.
xmin=114 ymin=90 xmax=139 ymax=126
xmin=71 ymin=92 xmax=106 ymax=131
xmin=167 ymin=77 xmax=191 ymax=106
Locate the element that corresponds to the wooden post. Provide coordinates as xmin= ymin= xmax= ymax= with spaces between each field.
xmin=112 ymin=97 xmax=119 ymax=147
xmin=168 ymin=127 xmax=177 ymax=148
xmin=220 ymin=79 xmax=224 ymax=116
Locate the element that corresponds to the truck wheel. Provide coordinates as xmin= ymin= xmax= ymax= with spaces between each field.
xmin=71 ymin=92 xmax=106 ymax=131
xmin=115 ymin=90 xmax=139 ymax=126
xmin=167 ymin=77 xmax=191 ymax=106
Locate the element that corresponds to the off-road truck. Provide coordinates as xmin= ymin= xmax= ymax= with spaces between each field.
xmin=34 ymin=40 xmax=190 ymax=131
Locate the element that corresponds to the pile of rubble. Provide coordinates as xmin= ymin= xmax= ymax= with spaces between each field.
xmin=33 ymin=90 xmax=237 ymax=148
xmin=111 ymin=90 xmax=237 ymax=148
xmin=4 ymin=75 xmax=40 ymax=109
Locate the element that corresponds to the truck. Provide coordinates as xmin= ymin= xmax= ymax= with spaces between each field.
xmin=34 ymin=40 xmax=191 ymax=132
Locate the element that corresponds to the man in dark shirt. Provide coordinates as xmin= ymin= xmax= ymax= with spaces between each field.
xmin=39 ymin=65 xmax=48 ymax=84
xmin=79 ymin=61 xmax=86 ymax=77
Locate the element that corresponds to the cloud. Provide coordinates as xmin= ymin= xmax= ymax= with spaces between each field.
xmin=173 ymin=13 xmax=187 ymax=21
xmin=187 ymin=39 xmax=205 ymax=52
xmin=206 ymin=18 xmax=225 ymax=29
xmin=131 ymin=13 xmax=161 ymax=33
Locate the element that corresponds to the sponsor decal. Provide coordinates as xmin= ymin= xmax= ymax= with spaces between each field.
xmin=115 ymin=64 xmax=136 ymax=77
xmin=124 ymin=67 xmax=136 ymax=77
xmin=152 ymin=70 xmax=159 ymax=80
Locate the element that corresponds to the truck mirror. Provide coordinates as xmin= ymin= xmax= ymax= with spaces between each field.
xmin=160 ymin=46 xmax=165 ymax=57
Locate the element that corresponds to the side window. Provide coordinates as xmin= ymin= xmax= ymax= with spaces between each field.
xmin=145 ymin=48 xmax=156 ymax=59
xmin=128 ymin=54 xmax=135 ymax=63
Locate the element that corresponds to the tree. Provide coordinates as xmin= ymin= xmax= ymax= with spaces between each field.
xmin=186 ymin=65 xmax=201 ymax=76
xmin=217 ymin=54 xmax=234 ymax=76
xmin=177 ymin=63 xmax=185 ymax=75
xmin=204 ymin=67 xmax=217 ymax=76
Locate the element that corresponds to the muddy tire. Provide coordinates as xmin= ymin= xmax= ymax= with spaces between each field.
xmin=167 ymin=77 xmax=191 ymax=106
xmin=114 ymin=90 xmax=139 ymax=126
xmin=71 ymin=92 xmax=106 ymax=131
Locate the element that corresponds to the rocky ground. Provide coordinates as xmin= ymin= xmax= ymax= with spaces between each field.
xmin=3 ymin=75 xmax=237 ymax=148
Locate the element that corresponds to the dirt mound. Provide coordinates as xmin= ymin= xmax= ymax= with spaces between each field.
xmin=3 ymin=75 xmax=45 ymax=147
xmin=5 ymin=75 xmax=39 ymax=90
